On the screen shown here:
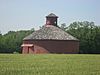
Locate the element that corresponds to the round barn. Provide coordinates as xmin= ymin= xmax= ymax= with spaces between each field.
xmin=21 ymin=13 xmax=79 ymax=54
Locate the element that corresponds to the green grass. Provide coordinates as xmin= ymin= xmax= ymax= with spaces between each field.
xmin=0 ymin=54 xmax=100 ymax=75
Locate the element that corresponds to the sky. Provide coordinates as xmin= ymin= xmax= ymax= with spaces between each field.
xmin=0 ymin=0 xmax=100 ymax=34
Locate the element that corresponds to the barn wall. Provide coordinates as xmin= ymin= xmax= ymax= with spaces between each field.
xmin=22 ymin=40 xmax=79 ymax=54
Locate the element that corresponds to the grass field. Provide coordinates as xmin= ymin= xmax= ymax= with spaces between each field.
xmin=0 ymin=54 xmax=100 ymax=75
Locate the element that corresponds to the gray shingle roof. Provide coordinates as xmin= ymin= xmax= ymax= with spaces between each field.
xmin=23 ymin=25 xmax=78 ymax=41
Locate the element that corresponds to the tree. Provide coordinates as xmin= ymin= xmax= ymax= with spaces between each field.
xmin=30 ymin=28 xmax=35 ymax=32
xmin=0 ymin=30 xmax=33 ymax=53
xmin=60 ymin=23 xmax=67 ymax=31
xmin=66 ymin=21 xmax=100 ymax=53
xmin=0 ymin=31 xmax=2 ymax=36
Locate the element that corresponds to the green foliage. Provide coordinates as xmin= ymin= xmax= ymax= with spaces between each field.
xmin=66 ymin=21 xmax=100 ymax=53
xmin=0 ymin=54 xmax=100 ymax=75
xmin=60 ymin=23 xmax=67 ymax=31
xmin=0 ymin=30 xmax=34 ymax=53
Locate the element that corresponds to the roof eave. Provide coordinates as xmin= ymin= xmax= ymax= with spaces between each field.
xmin=23 ymin=39 xmax=79 ymax=41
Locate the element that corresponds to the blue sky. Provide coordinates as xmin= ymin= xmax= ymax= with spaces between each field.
xmin=0 ymin=0 xmax=100 ymax=34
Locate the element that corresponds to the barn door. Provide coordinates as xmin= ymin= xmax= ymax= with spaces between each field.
xmin=28 ymin=46 xmax=34 ymax=54
xmin=21 ymin=44 xmax=34 ymax=54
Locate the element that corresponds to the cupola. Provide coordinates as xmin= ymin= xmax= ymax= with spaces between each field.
xmin=46 ymin=13 xmax=58 ymax=26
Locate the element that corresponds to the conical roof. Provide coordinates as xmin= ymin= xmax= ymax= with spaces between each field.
xmin=46 ymin=13 xmax=58 ymax=17
xmin=23 ymin=25 xmax=78 ymax=41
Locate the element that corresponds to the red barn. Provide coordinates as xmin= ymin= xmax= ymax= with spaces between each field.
xmin=21 ymin=13 xmax=79 ymax=54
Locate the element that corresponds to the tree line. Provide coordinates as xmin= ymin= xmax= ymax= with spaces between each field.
xmin=61 ymin=21 xmax=100 ymax=53
xmin=0 ymin=21 xmax=100 ymax=54
xmin=0 ymin=30 xmax=33 ymax=53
